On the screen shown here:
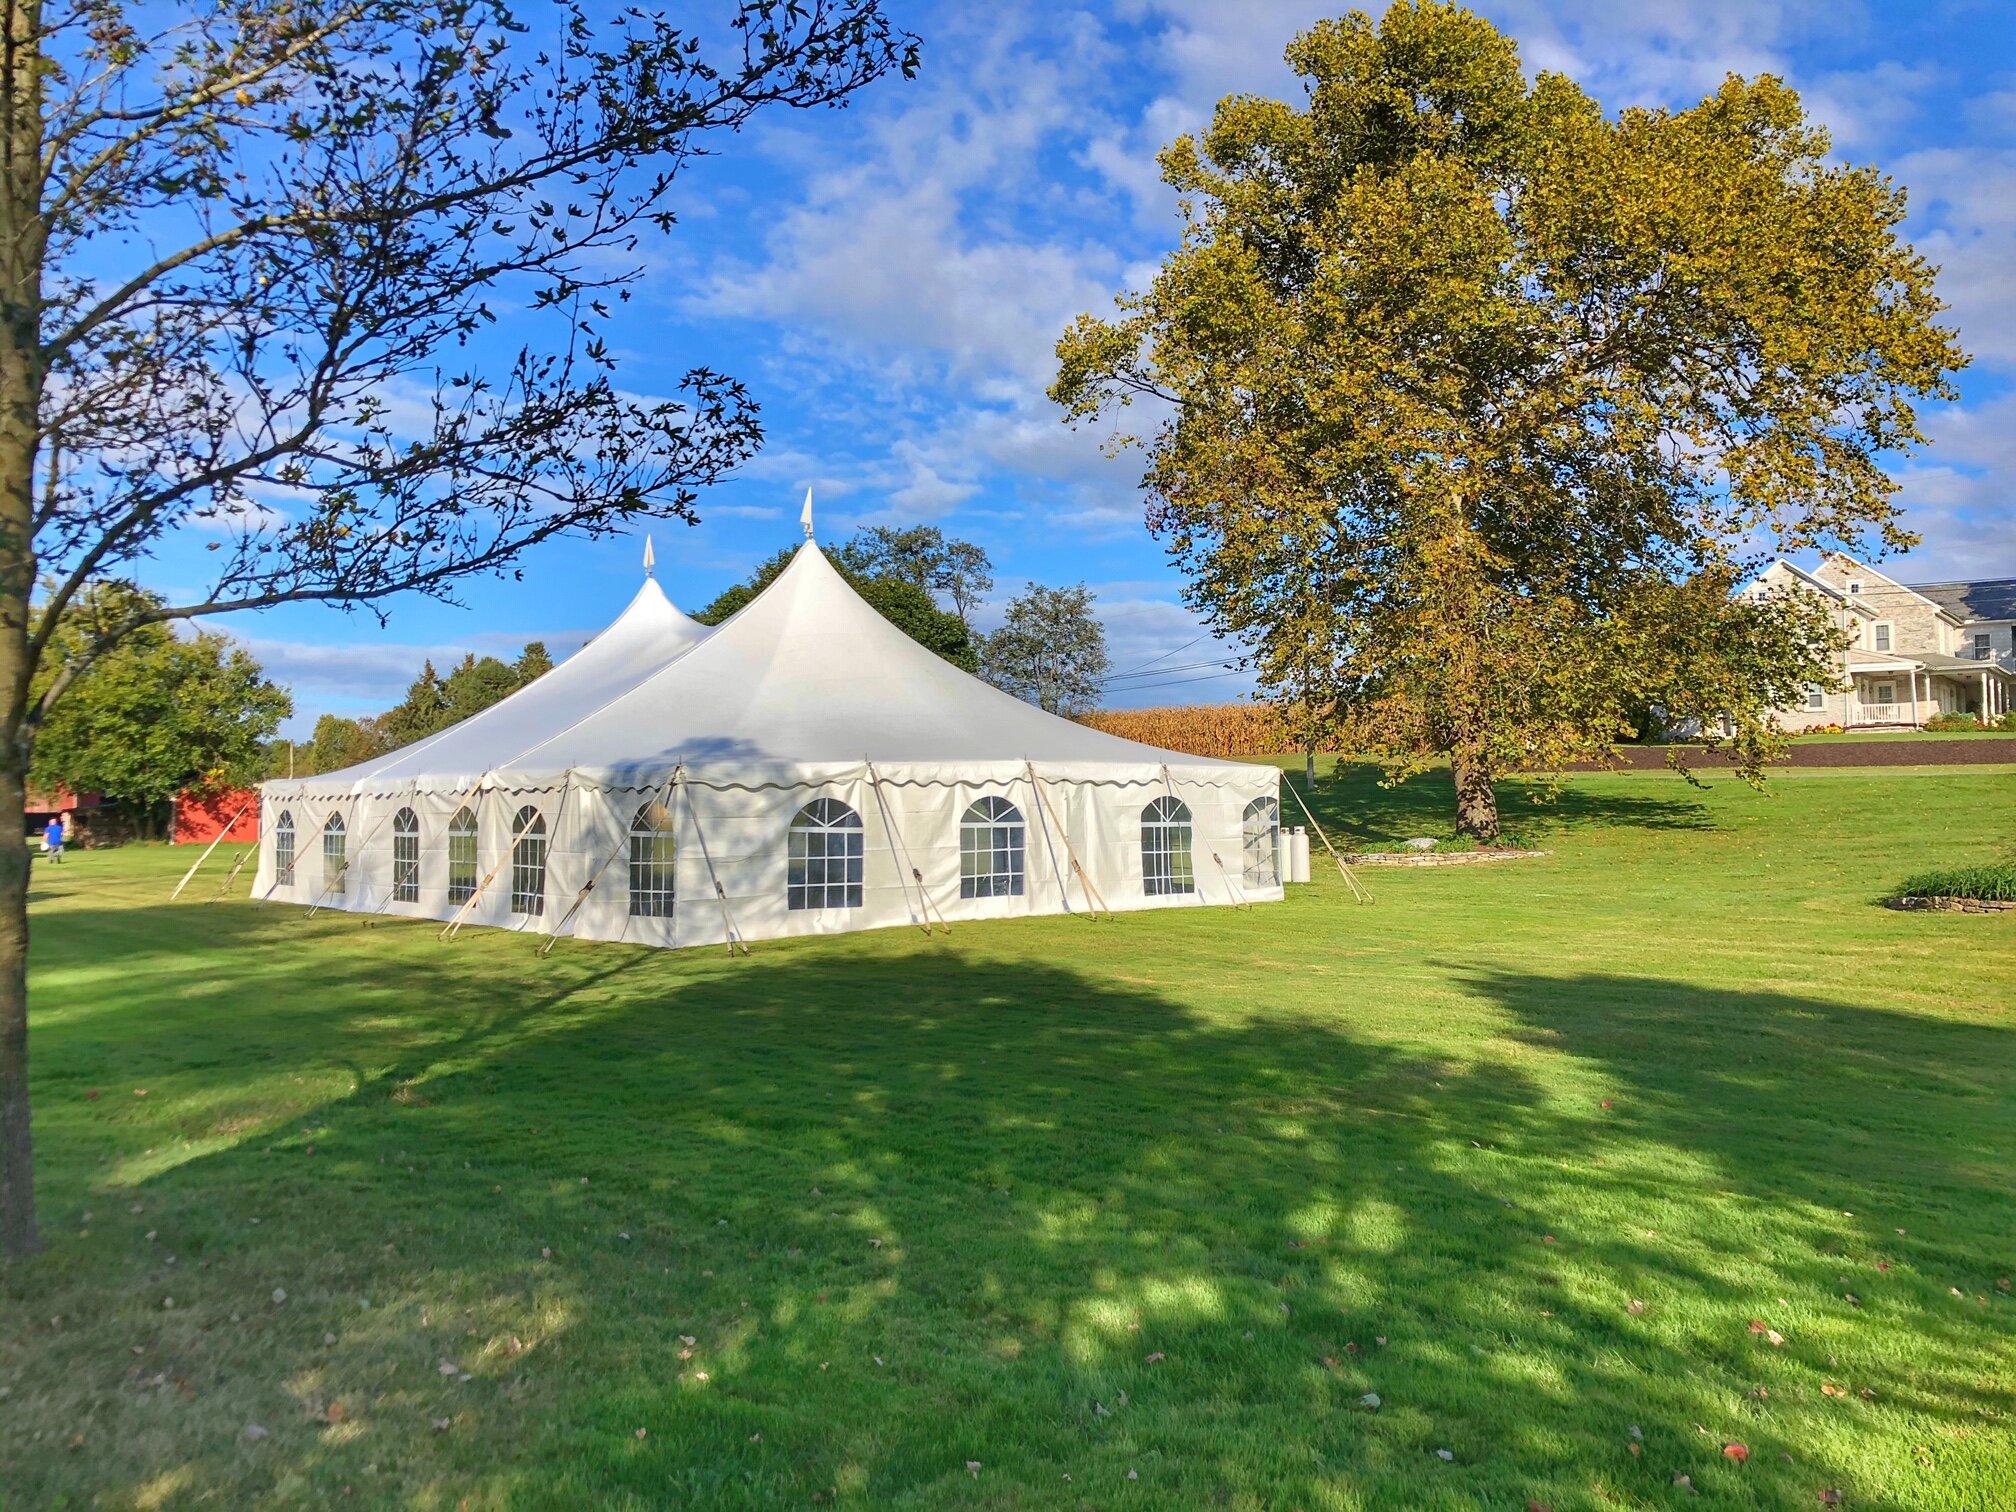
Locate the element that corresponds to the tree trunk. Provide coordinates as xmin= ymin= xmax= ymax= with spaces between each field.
xmin=1450 ymin=748 xmax=1501 ymax=843
xmin=0 ymin=761 xmax=33 ymax=1259
xmin=0 ymin=0 xmax=44 ymax=1261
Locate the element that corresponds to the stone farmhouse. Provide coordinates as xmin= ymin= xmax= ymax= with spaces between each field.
xmin=1745 ymin=553 xmax=2015 ymax=730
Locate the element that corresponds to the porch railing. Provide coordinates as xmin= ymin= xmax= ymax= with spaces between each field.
xmin=1849 ymin=702 xmax=1911 ymax=727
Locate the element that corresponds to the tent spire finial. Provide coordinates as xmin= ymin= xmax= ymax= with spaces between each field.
xmin=800 ymin=486 xmax=815 ymax=542
xmin=643 ymin=533 xmax=656 ymax=578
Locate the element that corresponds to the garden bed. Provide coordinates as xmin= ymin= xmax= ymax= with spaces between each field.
xmin=1885 ymin=895 xmax=2016 ymax=914
xmin=1341 ymin=847 xmax=1551 ymax=866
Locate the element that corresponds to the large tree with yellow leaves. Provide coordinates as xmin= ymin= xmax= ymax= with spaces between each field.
xmin=1053 ymin=1 xmax=1964 ymax=838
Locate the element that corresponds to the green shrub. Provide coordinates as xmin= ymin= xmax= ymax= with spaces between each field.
xmin=1996 ymin=709 xmax=2016 ymax=733
xmin=1895 ymin=859 xmax=2016 ymax=902
xmin=1923 ymin=711 xmax=1981 ymax=731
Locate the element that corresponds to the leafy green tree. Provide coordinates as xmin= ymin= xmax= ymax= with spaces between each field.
xmin=980 ymin=584 xmax=1110 ymax=715
xmin=305 ymin=714 xmax=387 ymax=776
xmin=30 ymin=593 xmax=290 ymax=824
xmin=1052 ymin=1 xmax=1962 ymax=839
xmin=697 ymin=549 xmax=978 ymax=671
xmin=840 ymin=526 xmax=995 ymax=623
xmin=0 ymin=1 xmax=918 ymax=1256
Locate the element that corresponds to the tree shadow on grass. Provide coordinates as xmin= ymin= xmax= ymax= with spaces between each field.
xmin=1280 ymin=762 xmax=1717 ymax=848
xmin=7 ymin=916 xmax=2013 ymax=1509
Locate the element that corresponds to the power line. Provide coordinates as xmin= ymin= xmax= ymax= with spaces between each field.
xmin=1106 ymin=633 xmax=1204 ymax=680
xmin=1104 ymin=668 xmax=1251 ymax=696
xmin=1100 ymin=657 xmax=1240 ymax=685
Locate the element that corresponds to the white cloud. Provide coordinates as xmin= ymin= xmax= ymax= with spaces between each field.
xmin=1886 ymin=390 xmax=2016 ymax=580
xmin=1890 ymin=146 xmax=2016 ymax=372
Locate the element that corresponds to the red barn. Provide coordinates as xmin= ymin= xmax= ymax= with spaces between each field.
xmin=172 ymin=788 xmax=260 ymax=845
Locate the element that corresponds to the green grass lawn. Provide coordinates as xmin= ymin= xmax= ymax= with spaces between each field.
xmin=4 ymin=765 xmax=2014 ymax=1510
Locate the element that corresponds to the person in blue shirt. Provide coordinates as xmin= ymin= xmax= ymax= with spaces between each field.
xmin=42 ymin=814 xmax=64 ymax=864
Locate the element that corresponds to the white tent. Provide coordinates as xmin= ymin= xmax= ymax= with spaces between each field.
xmin=255 ymin=544 xmax=1284 ymax=947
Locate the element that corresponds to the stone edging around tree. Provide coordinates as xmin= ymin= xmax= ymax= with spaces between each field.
xmin=1884 ymin=895 xmax=2016 ymax=914
xmin=1340 ymin=848 xmax=1552 ymax=867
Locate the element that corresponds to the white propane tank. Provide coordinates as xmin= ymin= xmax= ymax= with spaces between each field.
xmin=1290 ymin=827 xmax=1312 ymax=883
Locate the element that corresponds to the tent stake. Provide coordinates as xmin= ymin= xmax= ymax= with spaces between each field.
xmin=1282 ymin=771 xmax=1371 ymax=903
xmin=540 ymin=766 xmax=682 ymax=957
xmin=208 ymin=846 xmax=255 ymax=901
xmin=682 ymin=773 xmax=750 ymax=955
xmin=441 ymin=789 xmax=548 ymax=939
xmin=866 ymin=760 xmax=943 ymax=935
xmin=1027 ymin=763 xmax=1111 ymax=918
xmin=168 ymin=799 xmax=255 ymax=899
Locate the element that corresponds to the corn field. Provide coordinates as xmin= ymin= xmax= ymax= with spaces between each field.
xmin=1076 ymin=703 xmax=1331 ymax=758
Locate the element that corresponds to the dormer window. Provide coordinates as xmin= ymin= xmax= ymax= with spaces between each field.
xmin=1848 ymin=581 xmax=1862 ymax=594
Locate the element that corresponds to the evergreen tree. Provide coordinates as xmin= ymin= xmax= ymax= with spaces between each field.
xmin=516 ymin=642 xmax=555 ymax=683
xmin=380 ymin=659 xmax=448 ymax=747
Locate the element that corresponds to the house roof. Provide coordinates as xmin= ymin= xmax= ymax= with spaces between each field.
xmin=1913 ymin=650 xmax=2014 ymax=676
xmin=1752 ymin=559 xmax=1873 ymax=614
xmin=1905 ymin=578 xmax=2016 ymax=623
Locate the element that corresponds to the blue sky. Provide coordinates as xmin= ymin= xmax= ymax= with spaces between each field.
xmin=185 ymin=1 xmax=2016 ymax=736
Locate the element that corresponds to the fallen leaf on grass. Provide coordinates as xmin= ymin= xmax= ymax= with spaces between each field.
xmin=1359 ymin=1392 xmax=1381 ymax=1410
xmin=1144 ymin=1351 xmax=1165 ymax=1364
xmin=432 ymin=1417 xmax=451 ymax=1432
xmin=325 ymin=1401 xmax=347 ymax=1425
xmin=634 ymin=1427 xmax=647 ymax=1439
xmin=1528 ymin=1502 xmax=1555 ymax=1512
xmin=1628 ymin=1443 xmax=1642 ymax=1457
xmin=1673 ymin=1473 xmax=1696 ymax=1493
xmin=965 ymin=1461 xmax=980 ymax=1476
xmin=1724 ymin=1443 xmax=1750 ymax=1463
xmin=1626 ymin=1299 xmax=1646 ymax=1316
xmin=1434 ymin=1448 xmax=1454 ymax=1462
xmin=1816 ymin=1492 xmax=1843 ymax=1506
xmin=243 ymin=1424 xmax=269 ymax=1441
xmin=1821 ymin=1383 xmax=1844 ymax=1398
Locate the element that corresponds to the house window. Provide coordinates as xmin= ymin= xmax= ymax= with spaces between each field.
xmin=274 ymin=810 xmax=295 ymax=885
xmin=392 ymin=807 xmax=420 ymax=902
xmin=1242 ymin=796 xmax=1280 ymax=886
xmin=1142 ymin=796 xmax=1195 ymax=897
xmin=959 ymin=797 xmax=1024 ymax=899
xmin=1976 ymin=633 xmax=1992 ymax=661
xmin=1873 ymin=623 xmax=1891 ymax=652
xmin=447 ymin=806 xmax=478 ymax=904
xmin=1848 ymin=581 xmax=1861 ymax=594
xmin=1802 ymin=685 xmax=1826 ymax=712
xmin=1873 ymin=681 xmax=1896 ymax=705
xmin=510 ymin=805 xmax=546 ymax=916
xmin=628 ymin=800 xmax=676 ymax=917
xmin=788 ymin=798 xmax=864 ymax=910
xmin=321 ymin=812 xmax=347 ymax=895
